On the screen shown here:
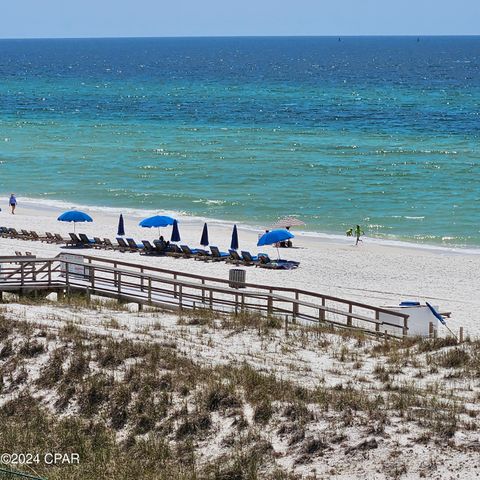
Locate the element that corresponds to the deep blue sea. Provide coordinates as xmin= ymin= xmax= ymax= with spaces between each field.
xmin=0 ymin=37 xmax=479 ymax=246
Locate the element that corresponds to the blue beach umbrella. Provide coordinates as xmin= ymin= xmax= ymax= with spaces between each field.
xmin=57 ymin=210 xmax=93 ymax=233
xmin=117 ymin=214 xmax=125 ymax=236
xmin=139 ymin=215 xmax=175 ymax=236
xmin=139 ymin=215 xmax=175 ymax=228
xmin=171 ymin=219 xmax=181 ymax=243
xmin=257 ymin=229 xmax=294 ymax=259
xmin=230 ymin=224 xmax=239 ymax=250
xmin=200 ymin=223 xmax=209 ymax=247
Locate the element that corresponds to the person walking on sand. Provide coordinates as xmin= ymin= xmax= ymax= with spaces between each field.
xmin=355 ymin=224 xmax=364 ymax=246
xmin=9 ymin=193 xmax=17 ymax=214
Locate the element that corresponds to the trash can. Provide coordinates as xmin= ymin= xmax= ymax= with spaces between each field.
xmin=229 ymin=269 xmax=246 ymax=289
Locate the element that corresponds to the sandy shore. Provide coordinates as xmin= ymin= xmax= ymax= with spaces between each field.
xmin=0 ymin=199 xmax=479 ymax=336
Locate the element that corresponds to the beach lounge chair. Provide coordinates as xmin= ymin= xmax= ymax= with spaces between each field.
xmin=54 ymin=233 xmax=66 ymax=244
xmin=29 ymin=231 xmax=47 ymax=242
xmin=21 ymin=229 xmax=32 ymax=239
xmin=152 ymin=239 xmax=170 ymax=255
xmin=103 ymin=238 xmax=119 ymax=250
xmin=165 ymin=244 xmax=184 ymax=258
xmin=44 ymin=232 xmax=55 ymax=243
xmin=240 ymin=251 xmax=260 ymax=265
xmin=8 ymin=228 xmax=21 ymax=238
xmin=116 ymin=238 xmax=131 ymax=252
xmin=180 ymin=245 xmax=209 ymax=260
xmin=210 ymin=246 xmax=229 ymax=261
xmin=141 ymin=240 xmax=157 ymax=255
xmin=126 ymin=238 xmax=145 ymax=253
xmin=257 ymin=260 xmax=300 ymax=270
xmin=68 ymin=233 xmax=84 ymax=248
xmin=79 ymin=233 xmax=95 ymax=247
xmin=227 ymin=249 xmax=246 ymax=265
xmin=91 ymin=237 xmax=105 ymax=249
xmin=256 ymin=254 xmax=299 ymax=270
xmin=0 ymin=227 xmax=8 ymax=237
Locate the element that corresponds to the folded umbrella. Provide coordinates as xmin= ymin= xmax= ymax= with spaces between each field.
xmin=230 ymin=224 xmax=239 ymax=250
xmin=200 ymin=223 xmax=209 ymax=247
xmin=171 ymin=219 xmax=181 ymax=242
xmin=117 ymin=214 xmax=125 ymax=236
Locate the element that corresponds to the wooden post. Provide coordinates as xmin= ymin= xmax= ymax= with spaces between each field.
xmin=320 ymin=297 xmax=326 ymax=322
xmin=292 ymin=292 xmax=299 ymax=323
xmin=375 ymin=311 xmax=380 ymax=335
xmin=267 ymin=295 xmax=273 ymax=314
xmin=20 ymin=263 xmax=25 ymax=286
xmin=174 ymin=274 xmax=177 ymax=298
xmin=285 ymin=315 xmax=289 ymax=336
xmin=459 ymin=327 xmax=464 ymax=343
xmin=117 ymin=273 xmax=121 ymax=293
xmin=209 ymin=290 xmax=213 ymax=309
xmin=90 ymin=267 xmax=95 ymax=289
xmin=347 ymin=303 xmax=353 ymax=326
xmin=202 ymin=279 xmax=205 ymax=303
xmin=433 ymin=328 xmax=438 ymax=340
xmin=148 ymin=278 xmax=152 ymax=304
xmin=403 ymin=316 xmax=408 ymax=337
xmin=48 ymin=261 xmax=52 ymax=286
xmin=429 ymin=322 xmax=434 ymax=338
xmin=140 ymin=267 xmax=144 ymax=292
xmin=179 ymin=285 xmax=183 ymax=310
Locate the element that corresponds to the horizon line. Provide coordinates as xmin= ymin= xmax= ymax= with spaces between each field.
xmin=1 ymin=34 xmax=479 ymax=41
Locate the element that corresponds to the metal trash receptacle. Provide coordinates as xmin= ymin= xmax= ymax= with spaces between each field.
xmin=229 ymin=269 xmax=246 ymax=288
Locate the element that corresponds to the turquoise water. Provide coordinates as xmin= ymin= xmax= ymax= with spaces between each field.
xmin=0 ymin=37 xmax=479 ymax=246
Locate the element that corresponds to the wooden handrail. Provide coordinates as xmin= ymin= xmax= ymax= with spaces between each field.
xmin=75 ymin=254 xmax=410 ymax=320
xmin=0 ymin=256 xmax=410 ymax=336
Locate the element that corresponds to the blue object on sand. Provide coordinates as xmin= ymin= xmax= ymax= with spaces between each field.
xmin=426 ymin=302 xmax=446 ymax=325
xmin=257 ymin=229 xmax=294 ymax=246
xmin=200 ymin=223 xmax=209 ymax=247
xmin=230 ymin=224 xmax=239 ymax=250
xmin=400 ymin=301 xmax=421 ymax=307
xmin=171 ymin=219 xmax=181 ymax=242
xmin=139 ymin=215 xmax=175 ymax=228
xmin=57 ymin=210 xmax=93 ymax=223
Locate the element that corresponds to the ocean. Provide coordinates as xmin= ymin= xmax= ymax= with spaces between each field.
xmin=0 ymin=36 xmax=479 ymax=247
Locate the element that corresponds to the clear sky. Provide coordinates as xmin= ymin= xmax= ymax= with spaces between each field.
xmin=1 ymin=0 xmax=479 ymax=38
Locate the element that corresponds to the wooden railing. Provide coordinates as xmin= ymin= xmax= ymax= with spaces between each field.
xmin=0 ymin=255 xmax=410 ymax=337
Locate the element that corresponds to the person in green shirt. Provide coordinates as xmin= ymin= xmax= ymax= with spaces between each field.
xmin=355 ymin=225 xmax=364 ymax=246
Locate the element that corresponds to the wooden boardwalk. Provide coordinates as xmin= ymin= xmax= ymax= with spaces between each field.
xmin=0 ymin=254 xmax=410 ymax=337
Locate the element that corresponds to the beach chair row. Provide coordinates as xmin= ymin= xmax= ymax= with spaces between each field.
xmin=75 ymin=234 xmax=299 ymax=268
xmin=0 ymin=227 xmax=66 ymax=243
xmin=0 ymin=228 xmax=300 ymax=269
xmin=66 ymin=233 xmax=273 ymax=265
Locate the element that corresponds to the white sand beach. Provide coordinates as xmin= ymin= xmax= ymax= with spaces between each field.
xmin=1 ymin=198 xmax=479 ymax=337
